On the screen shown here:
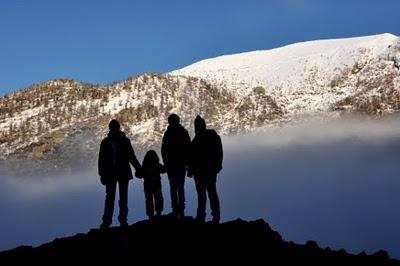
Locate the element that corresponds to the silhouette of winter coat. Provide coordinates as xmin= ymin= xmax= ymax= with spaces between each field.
xmin=188 ymin=129 xmax=223 ymax=176
xmin=137 ymin=152 xmax=166 ymax=186
xmin=161 ymin=124 xmax=191 ymax=170
xmin=98 ymin=130 xmax=141 ymax=183
xmin=136 ymin=150 xmax=166 ymax=217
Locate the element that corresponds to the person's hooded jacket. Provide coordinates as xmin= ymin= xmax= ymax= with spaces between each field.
xmin=188 ymin=116 xmax=223 ymax=176
xmin=161 ymin=115 xmax=191 ymax=171
xmin=98 ymin=130 xmax=141 ymax=184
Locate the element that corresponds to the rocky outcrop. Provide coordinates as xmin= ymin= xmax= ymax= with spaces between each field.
xmin=0 ymin=217 xmax=398 ymax=265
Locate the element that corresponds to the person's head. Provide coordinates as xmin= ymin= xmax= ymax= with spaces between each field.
xmin=168 ymin=113 xmax=180 ymax=126
xmin=143 ymin=150 xmax=159 ymax=167
xmin=194 ymin=115 xmax=206 ymax=133
xmin=108 ymin=119 xmax=120 ymax=132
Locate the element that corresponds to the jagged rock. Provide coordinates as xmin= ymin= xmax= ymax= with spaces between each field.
xmin=0 ymin=217 xmax=398 ymax=265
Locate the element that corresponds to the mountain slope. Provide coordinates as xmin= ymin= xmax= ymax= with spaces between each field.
xmin=0 ymin=75 xmax=238 ymax=175
xmin=171 ymin=33 xmax=400 ymax=115
xmin=0 ymin=217 xmax=398 ymax=265
xmin=0 ymin=33 xmax=399 ymax=176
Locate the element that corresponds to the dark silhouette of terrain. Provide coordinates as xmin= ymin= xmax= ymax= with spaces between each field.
xmin=0 ymin=216 xmax=398 ymax=265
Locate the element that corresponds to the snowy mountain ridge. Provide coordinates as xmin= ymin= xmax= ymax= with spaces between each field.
xmin=0 ymin=33 xmax=399 ymax=176
xmin=172 ymin=33 xmax=397 ymax=88
xmin=171 ymin=33 xmax=400 ymax=115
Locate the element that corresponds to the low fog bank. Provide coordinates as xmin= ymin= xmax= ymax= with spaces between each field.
xmin=1 ymin=117 xmax=400 ymax=258
xmin=226 ymin=116 xmax=400 ymax=148
xmin=0 ymin=171 xmax=198 ymax=251
xmin=220 ymin=117 xmax=400 ymax=258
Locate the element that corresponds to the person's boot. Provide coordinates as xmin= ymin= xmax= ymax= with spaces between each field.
xmin=167 ymin=209 xmax=178 ymax=219
xmin=178 ymin=210 xmax=185 ymax=219
xmin=195 ymin=210 xmax=206 ymax=223
xmin=99 ymin=222 xmax=111 ymax=230
xmin=195 ymin=213 xmax=206 ymax=223
xmin=211 ymin=214 xmax=220 ymax=224
xmin=120 ymin=221 xmax=129 ymax=228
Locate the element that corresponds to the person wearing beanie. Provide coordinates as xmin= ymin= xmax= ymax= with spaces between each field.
xmin=98 ymin=119 xmax=141 ymax=229
xmin=188 ymin=115 xmax=223 ymax=224
xmin=161 ymin=114 xmax=191 ymax=218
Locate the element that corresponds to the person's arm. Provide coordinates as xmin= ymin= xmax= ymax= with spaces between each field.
xmin=98 ymin=140 xmax=105 ymax=176
xmin=216 ymin=134 xmax=223 ymax=173
xmin=135 ymin=167 xmax=144 ymax=179
xmin=161 ymin=131 xmax=168 ymax=166
xmin=98 ymin=140 xmax=108 ymax=185
xmin=183 ymin=128 xmax=191 ymax=164
xmin=159 ymin=163 xmax=167 ymax=174
xmin=127 ymin=139 xmax=141 ymax=170
xmin=187 ymin=139 xmax=193 ymax=177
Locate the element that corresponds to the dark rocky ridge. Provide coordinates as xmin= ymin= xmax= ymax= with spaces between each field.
xmin=0 ymin=216 xmax=397 ymax=265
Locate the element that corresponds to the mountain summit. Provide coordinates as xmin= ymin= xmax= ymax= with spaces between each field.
xmin=0 ymin=217 xmax=398 ymax=265
xmin=171 ymin=33 xmax=400 ymax=115
xmin=0 ymin=33 xmax=399 ymax=175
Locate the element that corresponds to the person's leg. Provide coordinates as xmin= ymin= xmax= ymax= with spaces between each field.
xmin=207 ymin=174 xmax=220 ymax=223
xmin=118 ymin=179 xmax=129 ymax=226
xmin=168 ymin=173 xmax=178 ymax=216
xmin=144 ymin=184 xmax=155 ymax=218
xmin=101 ymin=180 xmax=117 ymax=228
xmin=154 ymin=187 xmax=164 ymax=216
xmin=194 ymin=176 xmax=207 ymax=222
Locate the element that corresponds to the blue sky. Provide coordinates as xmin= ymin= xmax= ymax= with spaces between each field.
xmin=1 ymin=0 xmax=399 ymax=95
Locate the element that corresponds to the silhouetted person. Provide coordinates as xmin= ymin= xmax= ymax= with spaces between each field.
xmin=161 ymin=114 xmax=191 ymax=218
xmin=136 ymin=150 xmax=166 ymax=219
xmin=188 ymin=115 xmax=223 ymax=223
xmin=98 ymin=119 xmax=141 ymax=229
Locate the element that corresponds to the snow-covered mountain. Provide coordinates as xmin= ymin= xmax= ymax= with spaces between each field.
xmin=1 ymin=33 xmax=399 ymax=176
xmin=171 ymin=33 xmax=400 ymax=116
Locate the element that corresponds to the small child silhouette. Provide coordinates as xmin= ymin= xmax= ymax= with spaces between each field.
xmin=136 ymin=150 xmax=166 ymax=219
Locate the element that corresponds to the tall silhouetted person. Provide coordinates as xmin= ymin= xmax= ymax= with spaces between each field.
xmin=98 ymin=119 xmax=141 ymax=229
xmin=161 ymin=114 xmax=191 ymax=218
xmin=136 ymin=150 xmax=166 ymax=219
xmin=188 ymin=115 xmax=223 ymax=223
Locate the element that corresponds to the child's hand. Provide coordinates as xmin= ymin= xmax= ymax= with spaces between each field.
xmin=100 ymin=176 xmax=108 ymax=185
xmin=135 ymin=169 xmax=143 ymax=179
